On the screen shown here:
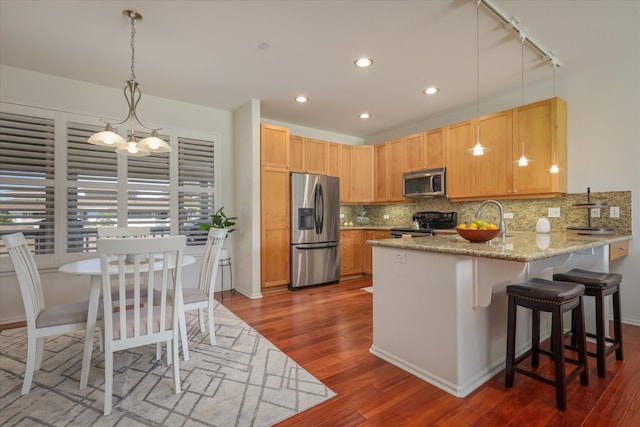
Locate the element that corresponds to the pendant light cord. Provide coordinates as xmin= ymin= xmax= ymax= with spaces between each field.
xmin=130 ymin=16 xmax=137 ymax=81
xmin=476 ymin=1 xmax=480 ymax=139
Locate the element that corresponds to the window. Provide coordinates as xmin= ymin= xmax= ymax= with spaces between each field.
xmin=0 ymin=102 xmax=217 ymax=265
xmin=0 ymin=111 xmax=55 ymax=258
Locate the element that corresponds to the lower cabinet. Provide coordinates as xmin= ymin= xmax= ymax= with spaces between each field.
xmin=363 ymin=230 xmax=391 ymax=275
xmin=340 ymin=230 xmax=363 ymax=276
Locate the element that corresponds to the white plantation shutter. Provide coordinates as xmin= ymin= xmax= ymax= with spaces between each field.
xmin=0 ymin=112 xmax=55 ymax=256
xmin=178 ymin=136 xmax=216 ymax=245
xmin=127 ymin=132 xmax=171 ymax=236
xmin=66 ymin=122 xmax=119 ymax=252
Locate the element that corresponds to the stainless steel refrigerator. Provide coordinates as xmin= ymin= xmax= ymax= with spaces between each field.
xmin=290 ymin=173 xmax=340 ymax=289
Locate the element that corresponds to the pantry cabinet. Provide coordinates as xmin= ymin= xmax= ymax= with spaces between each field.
xmin=260 ymin=124 xmax=291 ymax=289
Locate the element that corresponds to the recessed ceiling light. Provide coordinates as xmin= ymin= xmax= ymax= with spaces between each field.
xmin=423 ymin=87 xmax=440 ymax=95
xmin=354 ymin=57 xmax=374 ymax=68
xmin=295 ymin=96 xmax=309 ymax=103
xmin=359 ymin=113 xmax=371 ymax=119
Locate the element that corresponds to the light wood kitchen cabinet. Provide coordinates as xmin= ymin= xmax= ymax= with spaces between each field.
xmin=363 ymin=229 xmax=391 ymax=275
xmin=512 ymin=97 xmax=567 ymax=197
xmin=340 ymin=229 xmax=363 ymax=276
xmin=475 ymin=109 xmax=513 ymax=197
xmin=260 ymin=124 xmax=291 ymax=289
xmin=289 ymin=135 xmax=304 ymax=172
xmin=305 ymin=138 xmax=328 ymax=174
xmin=374 ymin=139 xmax=405 ymax=202
xmin=445 ymin=119 xmax=476 ymax=199
xmin=404 ymin=133 xmax=424 ymax=172
xmin=339 ymin=145 xmax=353 ymax=202
xmin=351 ymin=146 xmax=374 ymax=203
xmin=326 ymin=142 xmax=339 ymax=177
xmin=609 ymin=240 xmax=629 ymax=261
xmin=425 ymin=127 xmax=445 ymax=169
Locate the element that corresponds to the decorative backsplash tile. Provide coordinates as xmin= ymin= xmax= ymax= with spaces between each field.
xmin=340 ymin=190 xmax=632 ymax=235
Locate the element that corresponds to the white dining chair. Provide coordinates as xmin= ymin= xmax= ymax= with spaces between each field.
xmin=178 ymin=227 xmax=227 ymax=360
xmin=2 ymin=232 xmax=103 ymax=395
xmin=96 ymin=226 xmax=151 ymax=238
xmin=96 ymin=235 xmax=185 ymax=415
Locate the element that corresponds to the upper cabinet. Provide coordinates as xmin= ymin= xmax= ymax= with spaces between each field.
xmin=512 ymin=97 xmax=567 ymax=197
xmin=351 ymin=146 xmax=374 ymax=203
xmin=374 ymin=139 xmax=405 ymax=202
xmin=424 ymin=127 xmax=445 ymax=169
xmin=261 ymin=123 xmax=289 ymax=168
xmin=326 ymin=142 xmax=339 ymax=177
xmin=445 ymin=97 xmax=566 ymax=201
xmin=338 ymin=145 xmax=353 ymax=202
xmin=289 ymin=135 xmax=328 ymax=174
xmin=404 ymin=133 xmax=424 ymax=172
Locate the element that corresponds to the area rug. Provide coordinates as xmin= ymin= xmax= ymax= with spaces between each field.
xmin=361 ymin=286 xmax=373 ymax=293
xmin=0 ymin=302 xmax=335 ymax=426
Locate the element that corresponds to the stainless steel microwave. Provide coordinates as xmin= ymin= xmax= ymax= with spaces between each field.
xmin=402 ymin=167 xmax=446 ymax=198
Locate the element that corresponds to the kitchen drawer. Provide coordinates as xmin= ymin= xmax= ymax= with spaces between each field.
xmin=609 ymin=240 xmax=629 ymax=261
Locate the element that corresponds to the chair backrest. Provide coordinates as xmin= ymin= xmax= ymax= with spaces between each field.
xmin=97 ymin=227 xmax=151 ymax=238
xmin=198 ymin=228 xmax=227 ymax=295
xmin=1 ymin=232 xmax=45 ymax=329
xmin=97 ymin=235 xmax=186 ymax=343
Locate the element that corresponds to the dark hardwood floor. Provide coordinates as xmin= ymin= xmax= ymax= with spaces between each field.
xmin=219 ymin=277 xmax=640 ymax=427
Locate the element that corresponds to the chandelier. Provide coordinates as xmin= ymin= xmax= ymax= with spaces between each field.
xmin=87 ymin=10 xmax=170 ymax=157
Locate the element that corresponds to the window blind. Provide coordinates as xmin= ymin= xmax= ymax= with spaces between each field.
xmin=0 ymin=112 xmax=55 ymax=256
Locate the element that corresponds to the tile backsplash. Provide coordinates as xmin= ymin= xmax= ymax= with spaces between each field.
xmin=340 ymin=190 xmax=632 ymax=235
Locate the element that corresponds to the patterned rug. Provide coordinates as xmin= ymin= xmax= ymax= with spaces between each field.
xmin=0 ymin=302 xmax=335 ymax=426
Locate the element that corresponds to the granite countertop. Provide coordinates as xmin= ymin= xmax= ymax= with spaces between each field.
xmin=366 ymin=231 xmax=632 ymax=262
xmin=340 ymin=226 xmax=393 ymax=231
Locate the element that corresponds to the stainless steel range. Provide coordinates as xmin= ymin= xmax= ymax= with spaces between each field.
xmin=390 ymin=211 xmax=457 ymax=238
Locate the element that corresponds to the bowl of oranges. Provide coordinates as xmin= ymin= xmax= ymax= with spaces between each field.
xmin=456 ymin=219 xmax=501 ymax=242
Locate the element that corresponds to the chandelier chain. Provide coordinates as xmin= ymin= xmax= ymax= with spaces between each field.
xmin=130 ymin=17 xmax=136 ymax=81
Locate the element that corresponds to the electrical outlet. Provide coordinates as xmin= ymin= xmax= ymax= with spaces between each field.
xmin=393 ymin=253 xmax=406 ymax=264
xmin=340 ymin=213 xmax=345 ymax=219
xmin=383 ymin=214 xmax=390 ymax=220
xmin=591 ymin=208 xmax=600 ymax=218
xmin=504 ymin=212 xmax=513 ymax=219
xmin=610 ymin=206 xmax=620 ymax=218
xmin=548 ymin=207 xmax=561 ymax=218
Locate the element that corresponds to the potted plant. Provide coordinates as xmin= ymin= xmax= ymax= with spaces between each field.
xmin=199 ymin=206 xmax=238 ymax=233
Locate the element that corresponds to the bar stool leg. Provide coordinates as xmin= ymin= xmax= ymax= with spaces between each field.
xmin=594 ymin=290 xmax=606 ymax=377
xmin=612 ymin=287 xmax=624 ymax=361
xmin=505 ymin=295 xmax=517 ymax=388
xmin=574 ymin=299 xmax=589 ymax=386
xmin=532 ymin=309 xmax=540 ymax=367
xmin=552 ymin=304 xmax=566 ymax=411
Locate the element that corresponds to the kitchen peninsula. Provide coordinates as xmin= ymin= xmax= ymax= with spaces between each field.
xmin=367 ymin=232 xmax=631 ymax=398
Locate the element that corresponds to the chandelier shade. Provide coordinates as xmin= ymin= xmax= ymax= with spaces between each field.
xmin=87 ymin=10 xmax=170 ymax=157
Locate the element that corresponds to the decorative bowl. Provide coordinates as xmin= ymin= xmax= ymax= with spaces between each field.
xmin=456 ymin=228 xmax=501 ymax=243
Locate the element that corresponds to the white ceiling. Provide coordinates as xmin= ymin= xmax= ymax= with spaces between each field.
xmin=0 ymin=0 xmax=634 ymax=138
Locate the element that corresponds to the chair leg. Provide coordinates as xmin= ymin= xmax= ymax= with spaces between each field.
xmin=505 ymin=295 xmax=517 ymax=388
xmin=612 ymin=287 xmax=624 ymax=361
xmin=22 ymin=334 xmax=37 ymax=395
xmin=552 ymin=305 xmax=567 ymax=411
xmin=208 ymin=306 xmax=216 ymax=346
xmin=34 ymin=336 xmax=45 ymax=371
xmin=179 ymin=310 xmax=189 ymax=361
xmin=104 ymin=348 xmax=113 ymax=416
xmin=198 ymin=307 xmax=206 ymax=333
xmin=594 ymin=291 xmax=606 ymax=378
xmin=172 ymin=334 xmax=181 ymax=394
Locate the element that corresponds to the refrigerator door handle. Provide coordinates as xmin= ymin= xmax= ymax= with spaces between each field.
xmin=313 ymin=183 xmax=320 ymax=234
xmin=318 ymin=183 xmax=324 ymax=234
xmin=294 ymin=242 xmax=339 ymax=249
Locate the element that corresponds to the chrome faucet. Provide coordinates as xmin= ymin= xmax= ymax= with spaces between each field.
xmin=474 ymin=200 xmax=506 ymax=241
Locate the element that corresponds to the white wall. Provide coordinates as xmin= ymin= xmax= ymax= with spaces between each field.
xmin=0 ymin=65 xmax=236 ymax=323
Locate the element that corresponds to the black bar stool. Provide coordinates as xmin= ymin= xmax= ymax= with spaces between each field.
xmin=505 ymin=278 xmax=589 ymax=411
xmin=553 ymin=268 xmax=623 ymax=377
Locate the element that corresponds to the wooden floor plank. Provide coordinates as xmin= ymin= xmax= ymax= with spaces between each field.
xmin=219 ymin=278 xmax=639 ymax=426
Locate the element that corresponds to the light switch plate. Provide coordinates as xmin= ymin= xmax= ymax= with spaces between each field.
xmin=548 ymin=207 xmax=561 ymax=218
xmin=504 ymin=212 xmax=513 ymax=219
xmin=340 ymin=213 xmax=345 ymax=219
xmin=393 ymin=253 xmax=406 ymax=263
xmin=591 ymin=208 xmax=600 ymax=218
xmin=384 ymin=214 xmax=390 ymax=220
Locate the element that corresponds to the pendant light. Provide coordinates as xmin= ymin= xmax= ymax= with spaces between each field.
xmin=549 ymin=63 xmax=560 ymax=173
xmin=516 ymin=33 xmax=530 ymax=167
xmin=87 ymin=10 xmax=171 ymax=157
xmin=466 ymin=1 xmax=491 ymax=156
